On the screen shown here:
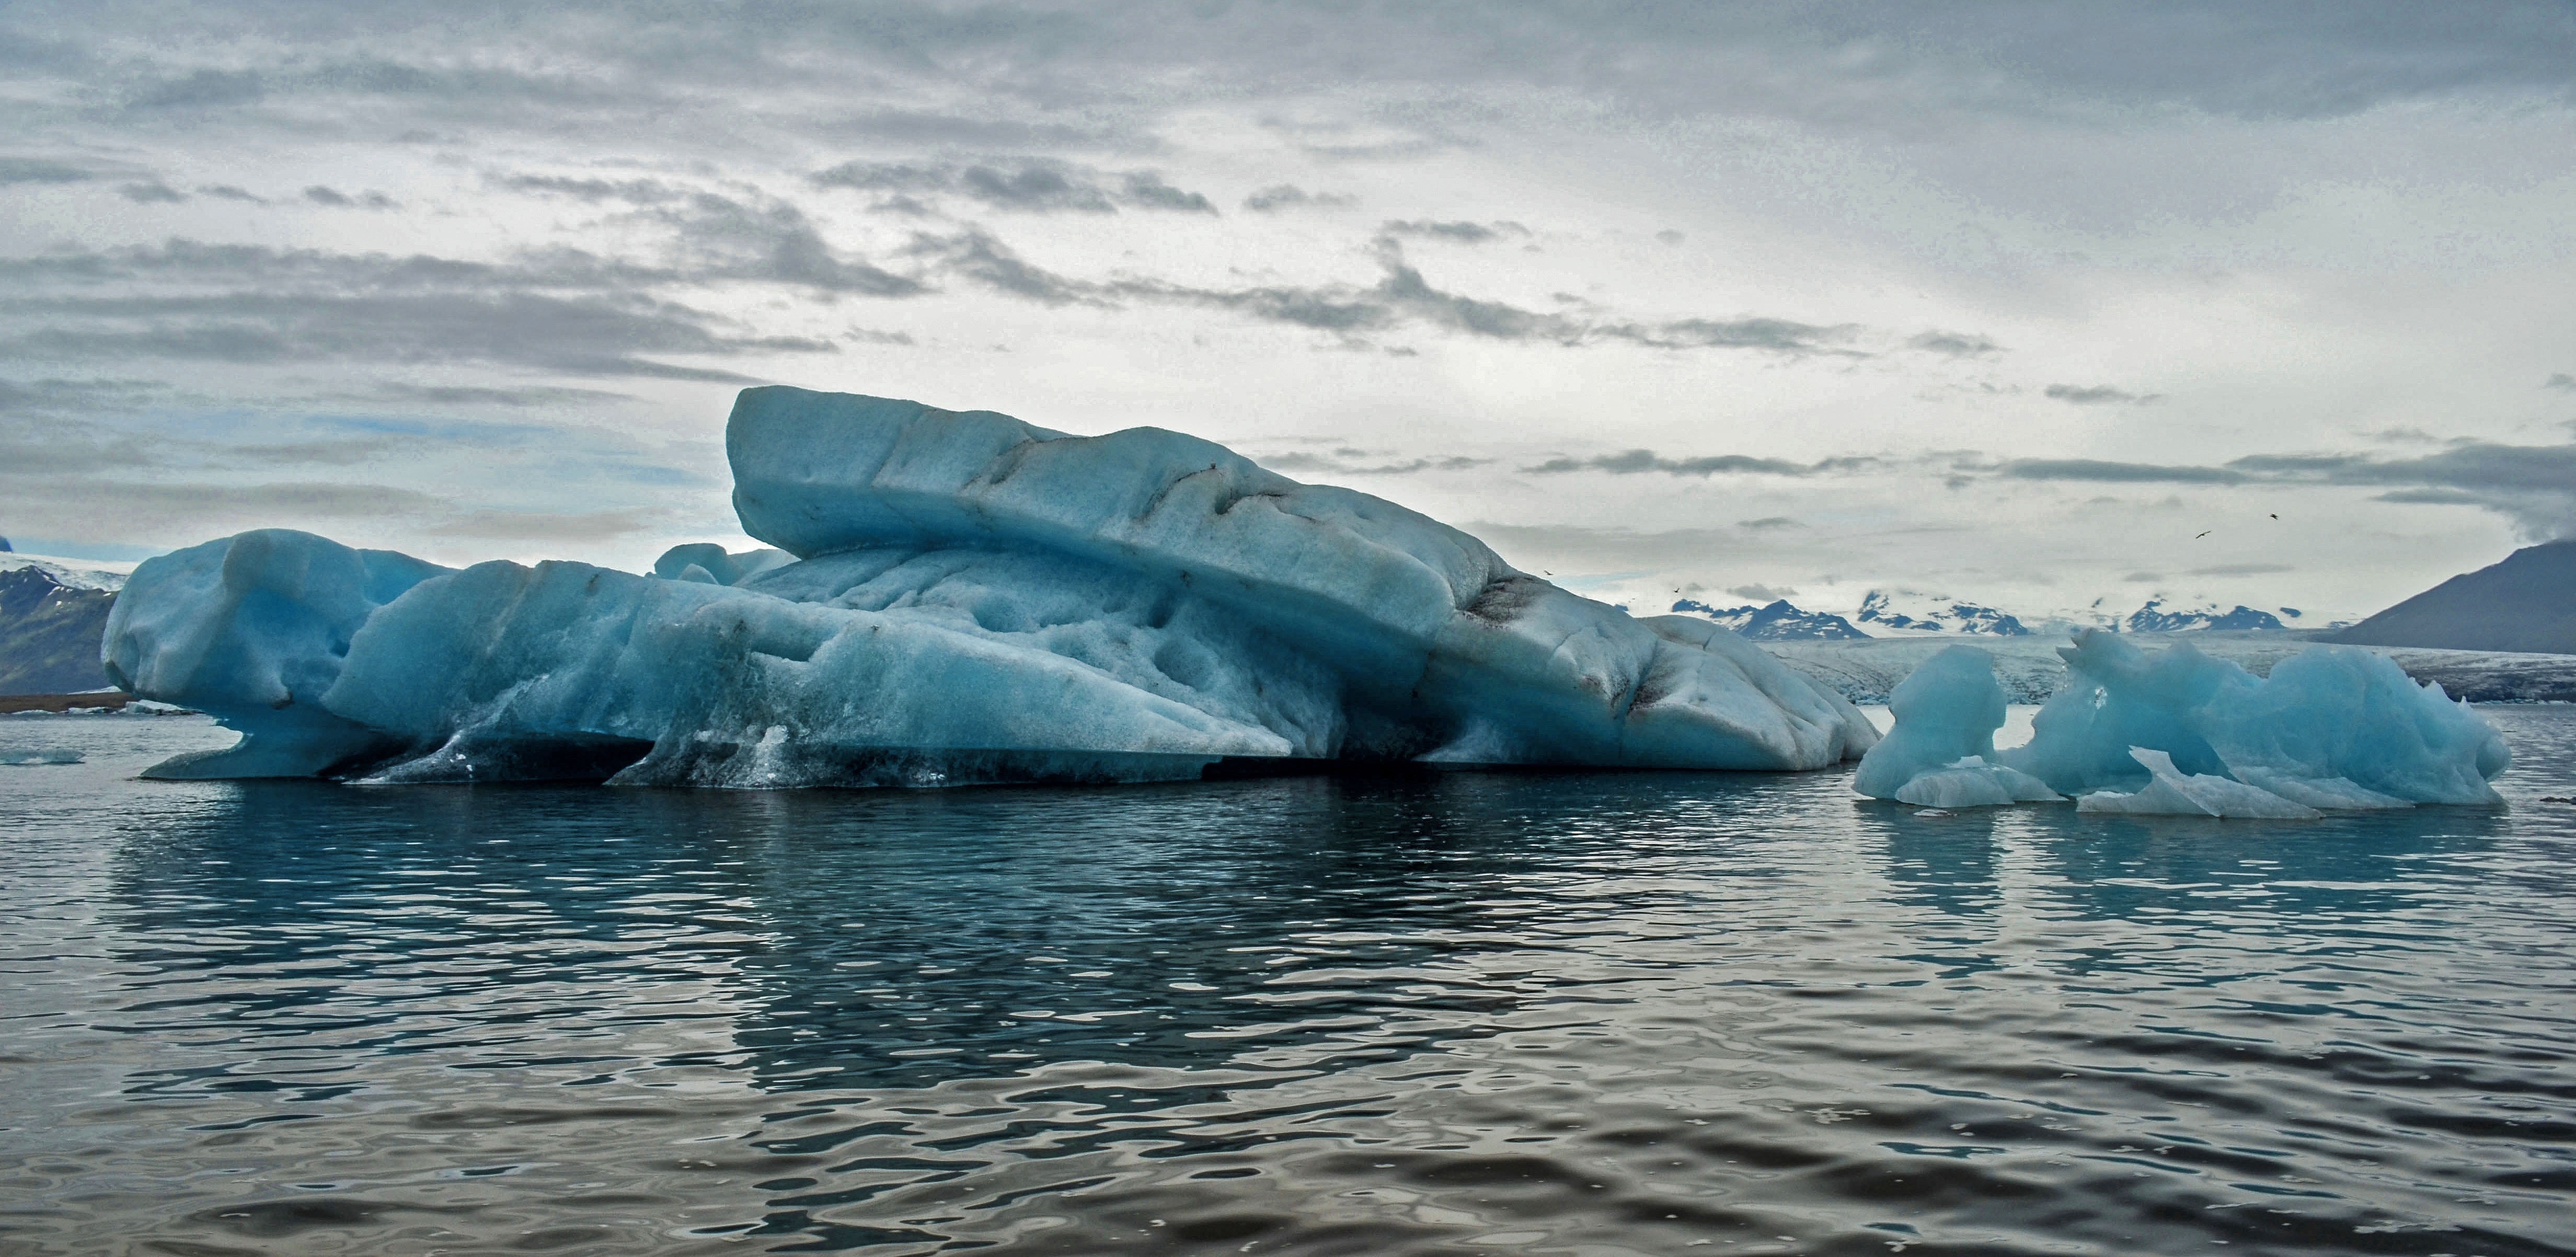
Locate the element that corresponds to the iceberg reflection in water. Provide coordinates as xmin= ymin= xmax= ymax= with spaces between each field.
xmin=2 ymin=710 xmax=2572 ymax=1255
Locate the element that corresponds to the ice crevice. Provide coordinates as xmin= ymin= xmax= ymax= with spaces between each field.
xmin=103 ymin=385 xmax=1880 ymax=787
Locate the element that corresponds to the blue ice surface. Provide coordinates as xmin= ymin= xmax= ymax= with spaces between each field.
xmin=1854 ymin=629 xmax=2509 ymax=814
xmin=102 ymin=386 xmax=1879 ymax=786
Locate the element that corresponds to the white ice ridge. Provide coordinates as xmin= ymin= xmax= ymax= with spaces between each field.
xmin=1853 ymin=630 xmax=2508 ymax=814
xmin=104 ymin=385 xmax=1879 ymax=786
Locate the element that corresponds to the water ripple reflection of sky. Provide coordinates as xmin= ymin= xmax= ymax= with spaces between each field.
xmin=3 ymin=710 xmax=2571 ymax=1255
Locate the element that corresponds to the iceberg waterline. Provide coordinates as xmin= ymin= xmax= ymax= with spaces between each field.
xmin=102 ymin=386 xmax=1881 ymax=786
xmin=1854 ymin=633 xmax=2509 ymax=815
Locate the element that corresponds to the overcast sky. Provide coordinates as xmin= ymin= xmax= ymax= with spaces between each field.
xmin=6 ymin=1 xmax=2573 ymax=621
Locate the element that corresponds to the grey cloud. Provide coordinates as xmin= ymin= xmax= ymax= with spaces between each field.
xmin=1523 ymin=450 xmax=1873 ymax=477
xmin=3 ymin=291 xmax=835 ymax=379
xmin=2044 ymin=383 xmax=2160 ymax=405
xmin=195 ymin=184 xmax=266 ymax=203
xmin=124 ymin=68 xmax=264 ymax=111
xmin=1380 ymin=219 xmax=1528 ymax=244
xmin=2123 ymin=571 xmax=2163 ymax=582
xmin=1257 ymin=451 xmax=1489 ymax=476
xmin=1728 ymin=583 xmax=1794 ymax=599
xmin=2548 ymin=373 xmax=2576 ymax=391
xmin=1910 ymin=330 xmax=2002 ymax=356
xmin=2189 ymin=562 xmax=2295 ymax=576
xmin=2000 ymin=458 xmax=2246 ymax=483
xmin=0 ymin=476 xmax=443 ymax=548
xmin=430 ymin=506 xmax=668 ymax=543
xmin=1655 ymin=229 xmax=1685 ymax=246
xmin=303 ymin=185 xmax=397 ymax=209
xmin=0 ymin=156 xmax=98 ymax=184
xmin=900 ymin=232 xmax=1867 ymax=353
xmin=814 ymin=109 xmax=1142 ymax=151
xmin=1241 ymin=184 xmax=1354 ymax=213
xmin=1998 ymin=441 xmax=2576 ymax=538
xmin=118 ymin=180 xmax=186 ymax=203
xmin=906 ymin=227 xmax=1101 ymax=306
xmin=1598 ymin=316 xmax=1857 ymax=353
xmin=1121 ymin=172 xmax=1217 ymax=213
xmin=494 ymin=172 xmax=685 ymax=204
xmin=811 ymin=158 xmax=1217 ymax=215
xmin=369 ymin=383 xmax=630 ymax=407
xmin=0 ymin=377 xmax=167 ymax=416
xmin=1739 ymin=516 xmax=1804 ymax=530
xmin=658 ymin=193 xmax=924 ymax=295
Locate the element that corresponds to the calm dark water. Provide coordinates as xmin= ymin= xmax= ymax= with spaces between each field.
xmin=3 ymin=711 xmax=2572 ymax=1256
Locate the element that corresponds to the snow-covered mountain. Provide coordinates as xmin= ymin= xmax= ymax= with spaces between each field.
xmin=1667 ymin=598 xmax=1868 ymax=640
xmin=2123 ymin=599 xmax=2293 ymax=633
xmin=1668 ymin=586 xmax=2307 ymax=643
xmin=2333 ymin=541 xmax=2576 ymax=655
xmin=0 ymin=565 xmax=116 ymax=695
xmin=0 ymin=549 xmax=133 ymax=592
xmin=1852 ymin=590 xmax=2033 ymax=636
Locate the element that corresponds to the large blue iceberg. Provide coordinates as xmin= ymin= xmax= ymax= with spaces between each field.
xmin=104 ymin=386 xmax=1880 ymax=785
xmin=1854 ymin=630 xmax=2509 ymax=815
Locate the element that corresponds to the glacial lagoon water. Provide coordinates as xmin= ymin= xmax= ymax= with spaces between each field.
xmin=3 ymin=711 xmax=2572 ymax=1256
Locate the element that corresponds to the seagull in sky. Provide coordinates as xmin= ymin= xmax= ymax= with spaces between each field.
xmin=2194 ymin=530 xmax=2211 ymax=538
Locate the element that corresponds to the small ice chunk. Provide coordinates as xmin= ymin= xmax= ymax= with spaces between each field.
xmin=0 ymin=748 xmax=82 ymax=765
xmin=2075 ymin=747 xmax=2322 ymax=819
xmin=1854 ymin=645 xmax=2054 ymax=805
xmin=1893 ymin=755 xmax=2063 ymax=808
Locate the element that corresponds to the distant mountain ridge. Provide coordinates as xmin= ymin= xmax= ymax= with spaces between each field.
xmin=1668 ymin=588 xmax=2304 ymax=642
xmin=0 ymin=566 xmax=117 ymax=695
xmin=2124 ymin=599 xmax=2290 ymax=633
xmin=1854 ymin=590 xmax=2032 ymax=636
xmin=2332 ymin=541 xmax=2576 ymax=655
xmin=1668 ymin=598 xmax=1868 ymax=640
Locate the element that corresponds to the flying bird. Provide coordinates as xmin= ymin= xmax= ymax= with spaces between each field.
xmin=2270 ymin=513 xmax=2279 ymax=520
xmin=2194 ymin=530 xmax=2211 ymax=539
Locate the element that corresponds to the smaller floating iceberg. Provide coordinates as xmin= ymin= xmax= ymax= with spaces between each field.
xmin=1855 ymin=630 xmax=2508 ymax=815
xmin=1850 ymin=646 xmax=2060 ymax=807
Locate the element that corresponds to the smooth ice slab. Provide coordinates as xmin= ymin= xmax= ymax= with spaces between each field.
xmin=2075 ymin=747 xmax=2323 ymax=819
xmin=106 ymin=386 xmax=1879 ymax=785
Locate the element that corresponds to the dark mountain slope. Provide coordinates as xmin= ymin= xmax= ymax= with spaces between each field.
xmin=0 ymin=567 xmax=117 ymax=695
xmin=2333 ymin=541 xmax=2576 ymax=655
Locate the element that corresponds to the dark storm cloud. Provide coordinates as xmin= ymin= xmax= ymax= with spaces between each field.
xmin=1522 ymin=449 xmax=1879 ymax=477
xmin=810 ymin=159 xmax=1217 ymax=214
xmin=2044 ymin=383 xmax=2159 ymax=405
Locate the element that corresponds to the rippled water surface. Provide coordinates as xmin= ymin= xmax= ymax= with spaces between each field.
xmin=4 ymin=711 xmax=2573 ymax=1256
